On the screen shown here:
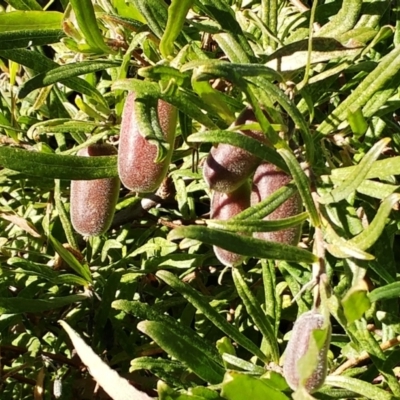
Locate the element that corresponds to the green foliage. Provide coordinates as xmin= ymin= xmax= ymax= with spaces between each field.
xmin=0 ymin=0 xmax=400 ymax=399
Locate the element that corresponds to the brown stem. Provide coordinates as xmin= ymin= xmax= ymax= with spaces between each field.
xmin=332 ymin=335 xmax=400 ymax=376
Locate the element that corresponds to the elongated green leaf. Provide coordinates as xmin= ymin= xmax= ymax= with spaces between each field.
xmin=137 ymin=320 xmax=224 ymax=384
xmin=331 ymin=155 xmax=400 ymax=181
xmin=214 ymin=32 xmax=251 ymax=63
xmin=197 ymin=0 xmax=254 ymax=59
xmin=250 ymin=77 xmax=314 ymax=163
xmin=319 ymin=138 xmax=390 ymax=204
xmin=316 ymin=0 xmax=362 ymax=37
xmin=112 ymin=78 xmax=219 ymax=129
xmin=324 ymin=376 xmax=393 ymax=400
xmin=369 ymin=282 xmax=400 ymax=302
xmin=221 ymin=354 xmax=265 ymax=373
xmin=0 ymin=49 xmax=108 ymax=107
xmin=0 ymin=11 xmax=62 ymax=31
xmin=183 ymin=60 xmax=282 ymax=83
xmin=232 ymin=268 xmax=279 ymax=362
xmin=160 ymin=0 xmax=192 ymax=58
xmin=0 ymin=147 xmax=117 ymax=180
xmin=112 ymin=299 xmax=223 ymax=366
xmin=188 ymin=130 xmax=287 ymax=172
xmin=156 ymin=270 xmax=269 ymax=363
xmin=8 ymin=257 xmax=57 ymax=280
xmin=233 ymin=183 xmax=299 ymax=221
xmin=278 ymin=148 xmax=320 ymax=227
xmin=130 ymin=0 xmax=168 ymax=39
xmin=168 ymin=226 xmax=317 ymax=264
xmin=207 ymin=212 xmax=308 ymax=233
xmin=18 ymin=60 xmax=119 ymax=99
xmin=69 ymin=0 xmax=110 ymax=53
xmin=49 ymin=235 xmax=92 ymax=283
xmin=0 ymin=294 xmax=87 ymax=314
xmin=348 ymin=193 xmax=400 ymax=250
xmin=7 ymin=0 xmax=42 ymax=10
xmin=0 ymin=28 xmax=64 ymax=48
xmin=265 ymin=38 xmax=361 ymax=72
xmin=318 ymin=46 xmax=400 ymax=136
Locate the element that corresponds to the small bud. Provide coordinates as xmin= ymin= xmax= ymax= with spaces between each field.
xmin=70 ymin=144 xmax=120 ymax=236
xmin=283 ymin=310 xmax=331 ymax=393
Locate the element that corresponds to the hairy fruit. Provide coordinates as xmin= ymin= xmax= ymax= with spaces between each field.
xmin=203 ymin=108 xmax=267 ymax=193
xmin=70 ymin=144 xmax=120 ymax=236
xmin=283 ymin=310 xmax=331 ymax=393
xmin=251 ymin=162 xmax=302 ymax=245
xmin=118 ymin=92 xmax=177 ymax=193
xmin=210 ymin=182 xmax=251 ymax=266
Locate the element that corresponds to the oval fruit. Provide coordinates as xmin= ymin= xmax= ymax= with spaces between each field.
xmin=118 ymin=92 xmax=177 ymax=193
xmin=251 ymin=162 xmax=302 ymax=245
xmin=283 ymin=310 xmax=331 ymax=393
xmin=70 ymin=144 xmax=120 ymax=236
xmin=210 ymin=182 xmax=251 ymax=266
xmin=203 ymin=107 xmax=267 ymax=193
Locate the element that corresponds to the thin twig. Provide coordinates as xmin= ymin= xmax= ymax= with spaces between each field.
xmin=332 ymin=335 xmax=400 ymax=376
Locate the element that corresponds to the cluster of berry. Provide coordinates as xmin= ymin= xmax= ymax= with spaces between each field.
xmin=204 ymin=107 xmax=302 ymax=266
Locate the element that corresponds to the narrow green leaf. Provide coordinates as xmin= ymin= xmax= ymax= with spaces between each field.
xmin=317 ymin=46 xmax=400 ymax=136
xmin=316 ymin=0 xmax=362 ymax=37
xmin=232 ymin=183 xmax=299 ymax=221
xmin=18 ymin=60 xmax=119 ymax=99
xmin=168 ymin=226 xmax=317 ymax=264
xmin=156 ymin=270 xmax=269 ymax=363
xmin=324 ymin=376 xmax=393 ymax=400
xmin=160 ymin=0 xmax=192 ymax=58
xmin=278 ymin=148 xmax=320 ymax=227
xmin=250 ymin=77 xmax=314 ymax=163
xmin=197 ymin=0 xmax=254 ymax=59
xmin=112 ymin=299 xmax=223 ymax=366
xmin=0 ymin=49 xmax=108 ymax=107
xmin=7 ymin=0 xmax=42 ymax=10
xmin=369 ymin=282 xmax=400 ymax=302
xmin=137 ymin=320 xmax=225 ymax=384
xmin=188 ymin=130 xmax=287 ymax=172
xmin=130 ymin=0 xmax=168 ymax=39
xmin=207 ymin=212 xmax=308 ymax=233
xmin=0 ymin=29 xmax=64 ymax=49
xmin=69 ymin=0 xmax=110 ymax=53
xmin=0 ymin=147 xmax=117 ymax=180
xmin=221 ymin=354 xmax=265 ymax=373
xmin=112 ymin=78 xmax=219 ymax=129
xmin=332 ymin=155 xmax=400 ymax=181
xmin=232 ymin=267 xmax=279 ymax=362
xmin=49 ymin=235 xmax=92 ymax=283
xmin=348 ymin=193 xmax=400 ymax=250
xmin=0 ymin=295 xmax=87 ymax=314
xmin=319 ymin=138 xmax=391 ymax=204
xmin=0 ymin=11 xmax=62 ymax=31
